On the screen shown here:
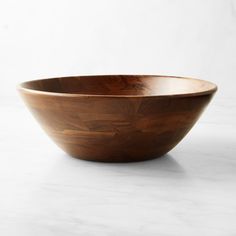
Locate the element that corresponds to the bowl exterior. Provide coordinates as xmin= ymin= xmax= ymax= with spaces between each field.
xmin=19 ymin=91 xmax=215 ymax=162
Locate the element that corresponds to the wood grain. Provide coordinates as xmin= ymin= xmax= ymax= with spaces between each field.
xmin=18 ymin=75 xmax=217 ymax=162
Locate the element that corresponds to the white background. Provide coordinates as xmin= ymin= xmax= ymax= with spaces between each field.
xmin=0 ymin=0 xmax=236 ymax=235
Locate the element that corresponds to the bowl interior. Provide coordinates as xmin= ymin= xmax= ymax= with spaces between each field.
xmin=20 ymin=75 xmax=217 ymax=96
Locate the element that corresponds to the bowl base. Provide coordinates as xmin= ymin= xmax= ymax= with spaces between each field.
xmin=68 ymin=152 xmax=168 ymax=163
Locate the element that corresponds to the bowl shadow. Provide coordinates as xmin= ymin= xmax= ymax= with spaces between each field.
xmin=66 ymin=153 xmax=187 ymax=178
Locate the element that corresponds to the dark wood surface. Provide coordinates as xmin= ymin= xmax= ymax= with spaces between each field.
xmin=18 ymin=75 xmax=217 ymax=162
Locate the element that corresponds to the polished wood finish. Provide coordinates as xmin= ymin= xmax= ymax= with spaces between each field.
xmin=18 ymin=75 xmax=217 ymax=162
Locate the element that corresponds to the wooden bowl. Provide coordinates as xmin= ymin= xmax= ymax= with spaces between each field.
xmin=18 ymin=75 xmax=217 ymax=162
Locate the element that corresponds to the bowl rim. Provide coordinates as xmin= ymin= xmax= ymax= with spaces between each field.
xmin=18 ymin=74 xmax=218 ymax=98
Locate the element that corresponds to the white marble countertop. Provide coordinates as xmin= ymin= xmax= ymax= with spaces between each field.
xmin=0 ymin=95 xmax=236 ymax=236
